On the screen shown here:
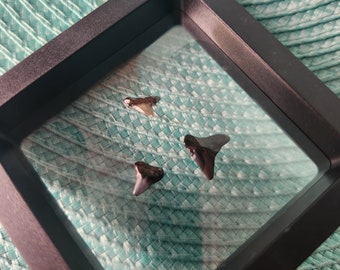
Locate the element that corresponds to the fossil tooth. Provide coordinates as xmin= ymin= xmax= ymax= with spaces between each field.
xmin=133 ymin=161 xmax=164 ymax=196
xmin=184 ymin=134 xmax=230 ymax=180
xmin=124 ymin=96 xmax=160 ymax=117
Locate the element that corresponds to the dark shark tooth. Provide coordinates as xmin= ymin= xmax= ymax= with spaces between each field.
xmin=124 ymin=96 xmax=160 ymax=117
xmin=184 ymin=134 xmax=230 ymax=180
xmin=133 ymin=161 xmax=164 ymax=196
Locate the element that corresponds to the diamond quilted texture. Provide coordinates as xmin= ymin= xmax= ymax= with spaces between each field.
xmin=0 ymin=0 xmax=337 ymax=267
xmin=20 ymin=25 xmax=319 ymax=269
xmin=0 ymin=225 xmax=28 ymax=270
xmin=238 ymin=0 xmax=340 ymax=98
xmin=0 ymin=0 xmax=108 ymax=75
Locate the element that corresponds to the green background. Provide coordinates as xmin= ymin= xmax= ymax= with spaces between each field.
xmin=0 ymin=0 xmax=339 ymax=269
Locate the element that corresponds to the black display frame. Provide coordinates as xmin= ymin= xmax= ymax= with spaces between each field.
xmin=0 ymin=0 xmax=339 ymax=269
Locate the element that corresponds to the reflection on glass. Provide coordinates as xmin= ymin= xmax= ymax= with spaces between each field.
xmin=0 ymin=0 xmax=108 ymax=75
xmin=21 ymin=26 xmax=318 ymax=269
xmin=298 ymin=227 xmax=340 ymax=269
xmin=237 ymin=0 xmax=340 ymax=97
xmin=0 ymin=225 xmax=28 ymax=269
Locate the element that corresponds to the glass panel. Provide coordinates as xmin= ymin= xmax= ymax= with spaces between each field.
xmin=237 ymin=0 xmax=340 ymax=97
xmin=0 ymin=224 xmax=28 ymax=270
xmin=298 ymin=228 xmax=340 ymax=269
xmin=21 ymin=26 xmax=318 ymax=269
xmin=0 ymin=0 xmax=108 ymax=75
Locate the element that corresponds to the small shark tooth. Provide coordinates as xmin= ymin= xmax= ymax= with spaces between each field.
xmin=124 ymin=96 xmax=160 ymax=117
xmin=184 ymin=134 xmax=230 ymax=180
xmin=133 ymin=161 xmax=164 ymax=196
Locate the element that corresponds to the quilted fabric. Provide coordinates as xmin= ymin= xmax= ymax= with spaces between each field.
xmin=20 ymin=26 xmax=316 ymax=269
xmin=0 ymin=0 xmax=107 ymax=75
xmin=0 ymin=225 xmax=27 ymax=270
xmin=239 ymin=0 xmax=340 ymax=97
xmin=0 ymin=1 xmax=339 ymax=270
xmin=240 ymin=1 xmax=340 ymax=269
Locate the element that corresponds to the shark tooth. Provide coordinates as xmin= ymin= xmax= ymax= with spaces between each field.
xmin=133 ymin=161 xmax=164 ymax=196
xmin=124 ymin=96 xmax=160 ymax=117
xmin=184 ymin=134 xmax=230 ymax=180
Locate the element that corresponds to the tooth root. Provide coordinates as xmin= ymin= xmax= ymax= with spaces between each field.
xmin=133 ymin=171 xmax=151 ymax=196
xmin=189 ymin=147 xmax=217 ymax=180
xmin=133 ymin=161 xmax=164 ymax=196
xmin=124 ymin=96 xmax=160 ymax=117
xmin=184 ymin=134 xmax=230 ymax=180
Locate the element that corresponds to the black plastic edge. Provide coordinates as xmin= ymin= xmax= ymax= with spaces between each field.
xmin=182 ymin=0 xmax=340 ymax=168
xmin=0 ymin=0 xmax=178 ymax=269
xmin=0 ymin=0 xmax=176 ymax=142
xmin=179 ymin=0 xmax=340 ymax=269
xmin=0 ymin=0 xmax=339 ymax=269
xmin=216 ymin=171 xmax=340 ymax=270
xmin=0 ymin=0 xmax=148 ymax=105
xmin=0 ymin=138 xmax=102 ymax=270
xmin=181 ymin=5 xmax=328 ymax=174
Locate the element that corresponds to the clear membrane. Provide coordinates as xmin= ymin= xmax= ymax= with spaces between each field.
xmin=235 ymin=1 xmax=340 ymax=268
xmin=21 ymin=26 xmax=318 ymax=269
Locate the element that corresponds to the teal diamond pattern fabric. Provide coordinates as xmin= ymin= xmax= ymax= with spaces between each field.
xmin=299 ymin=230 xmax=340 ymax=270
xmin=0 ymin=0 xmax=107 ymax=75
xmin=238 ymin=1 xmax=340 ymax=268
xmin=239 ymin=0 xmax=340 ymax=97
xmin=21 ymin=26 xmax=317 ymax=269
xmin=0 ymin=0 xmax=339 ymax=269
xmin=0 ymin=225 xmax=28 ymax=270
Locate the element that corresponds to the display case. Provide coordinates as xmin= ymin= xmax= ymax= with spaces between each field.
xmin=0 ymin=0 xmax=339 ymax=269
